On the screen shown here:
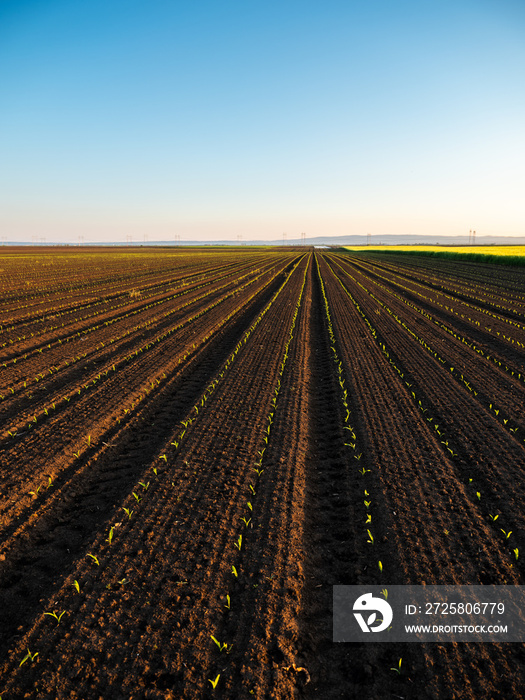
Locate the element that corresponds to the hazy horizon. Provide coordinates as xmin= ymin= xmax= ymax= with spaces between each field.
xmin=2 ymin=0 xmax=524 ymax=244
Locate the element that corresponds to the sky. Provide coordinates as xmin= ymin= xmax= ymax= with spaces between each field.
xmin=1 ymin=0 xmax=524 ymax=243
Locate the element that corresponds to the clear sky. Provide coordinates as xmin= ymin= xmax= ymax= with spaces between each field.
xmin=1 ymin=0 xmax=524 ymax=243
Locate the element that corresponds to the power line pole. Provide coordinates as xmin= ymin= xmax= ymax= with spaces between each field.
xmin=301 ymin=231 xmax=306 ymax=245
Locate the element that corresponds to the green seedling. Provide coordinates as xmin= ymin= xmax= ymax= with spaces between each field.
xmin=107 ymin=526 xmax=115 ymax=544
xmin=232 ymin=565 xmax=238 ymax=578
xmin=390 ymin=658 xmax=402 ymax=674
xmin=208 ymin=674 xmax=220 ymax=690
xmin=359 ymin=466 xmax=370 ymax=475
xmin=378 ymin=561 xmax=383 ymax=573
xmin=152 ymin=468 xmax=158 ymax=476
xmin=247 ymin=501 xmax=253 ymax=511
xmin=132 ymin=492 xmax=142 ymax=503
xmin=85 ymin=435 xmax=91 ymax=446
xmin=225 ymin=595 xmax=231 ymax=609
xmin=44 ymin=610 xmax=66 ymax=625
xmin=253 ymin=468 xmax=264 ymax=477
xmin=87 ymin=553 xmax=99 ymax=566
xmin=19 ymin=649 xmax=38 ymax=667
xmin=122 ymin=507 xmax=133 ymax=519
xmin=241 ymin=517 xmax=251 ymax=528
xmin=47 ymin=477 xmax=53 ymax=489
xmin=476 ymin=492 xmax=481 ymax=501
xmin=514 ymin=549 xmax=519 ymax=561
xmin=489 ymin=514 xmax=499 ymax=522
xmin=501 ymin=529 xmax=512 ymax=540
xmin=210 ymin=635 xmax=231 ymax=653
xmin=29 ymin=485 xmax=41 ymax=497
xmin=367 ymin=530 xmax=374 ymax=544
xmin=138 ymin=481 xmax=150 ymax=491
xmin=234 ymin=535 xmax=242 ymax=551
xmin=365 ymin=514 xmax=372 ymax=524
xmin=380 ymin=589 xmax=388 ymax=600
xmin=73 ymin=580 xmax=80 ymax=593
xmin=159 ymin=454 xmax=167 ymax=462
xmin=364 ymin=500 xmax=371 ymax=509
xmin=249 ymin=484 xmax=255 ymax=495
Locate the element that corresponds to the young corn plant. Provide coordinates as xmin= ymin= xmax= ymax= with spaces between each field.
xmin=44 ymin=610 xmax=66 ymax=625
xmin=19 ymin=649 xmax=39 ymax=667
xmin=390 ymin=658 xmax=402 ymax=675
xmin=208 ymin=674 xmax=220 ymax=690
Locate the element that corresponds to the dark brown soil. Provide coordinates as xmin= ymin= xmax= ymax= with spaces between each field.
xmin=0 ymin=247 xmax=524 ymax=699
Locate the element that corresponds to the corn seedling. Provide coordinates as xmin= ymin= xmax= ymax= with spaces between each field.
xmin=249 ymin=484 xmax=255 ymax=494
xmin=247 ymin=501 xmax=253 ymax=511
xmin=380 ymin=589 xmax=388 ymax=599
xmin=234 ymin=535 xmax=242 ymax=550
xmin=139 ymin=481 xmax=149 ymax=491
xmin=476 ymin=492 xmax=481 ymax=501
xmin=73 ymin=580 xmax=80 ymax=593
xmin=122 ymin=507 xmax=134 ymax=519
xmin=501 ymin=529 xmax=512 ymax=539
xmin=44 ymin=610 xmax=66 ymax=625
xmin=19 ymin=649 xmax=38 ymax=667
xmin=232 ymin=565 xmax=238 ymax=578
xmin=210 ymin=635 xmax=232 ymax=653
xmin=390 ymin=658 xmax=402 ymax=675
xmin=225 ymin=595 xmax=231 ymax=609
xmin=241 ymin=517 xmax=251 ymax=527
xmin=514 ymin=549 xmax=519 ymax=560
xmin=87 ymin=553 xmax=100 ymax=566
xmin=208 ymin=674 xmax=220 ymax=690
xmin=367 ymin=530 xmax=374 ymax=544
xmin=159 ymin=454 xmax=167 ymax=462
xmin=132 ymin=492 xmax=142 ymax=503
xmin=378 ymin=561 xmax=383 ymax=573
xmin=489 ymin=514 xmax=499 ymax=522
xmin=107 ymin=526 xmax=115 ymax=544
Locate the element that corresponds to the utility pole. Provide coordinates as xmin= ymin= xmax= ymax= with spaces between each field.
xmin=126 ymin=234 xmax=132 ymax=246
xmin=174 ymin=234 xmax=180 ymax=246
xmin=472 ymin=230 xmax=476 ymax=245
xmin=301 ymin=232 xmax=306 ymax=245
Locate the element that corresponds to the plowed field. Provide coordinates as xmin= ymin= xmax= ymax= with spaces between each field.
xmin=1 ymin=246 xmax=524 ymax=699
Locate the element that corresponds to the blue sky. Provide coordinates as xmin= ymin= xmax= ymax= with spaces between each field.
xmin=1 ymin=0 xmax=524 ymax=242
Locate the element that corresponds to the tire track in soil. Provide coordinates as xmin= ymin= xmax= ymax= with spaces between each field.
xmin=297 ymin=254 xmax=375 ymax=699
xmin=0 ymin=263 xmax=296 ymax=662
